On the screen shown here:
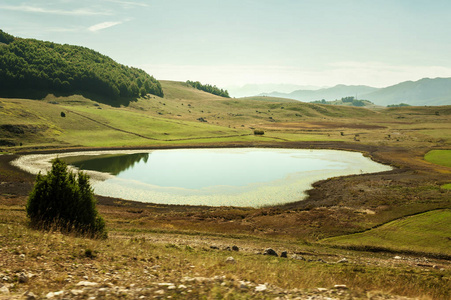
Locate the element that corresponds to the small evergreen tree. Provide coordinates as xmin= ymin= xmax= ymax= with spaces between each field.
xmin=26 ymin=158 xmax=106 ymax=238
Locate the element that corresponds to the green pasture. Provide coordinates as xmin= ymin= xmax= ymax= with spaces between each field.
xmin=1 ymin=81 xmax=451 ymax=151
xmin=321 ymin=209 xmax=451 ymax=256
xmin=424 ymin=149 xmax=451 ymax=167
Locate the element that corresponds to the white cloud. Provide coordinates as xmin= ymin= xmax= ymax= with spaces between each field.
xmin=0 ymin=4 xmax=111 ymax=16
xmin=88 ymin=21 xmax=123 ymax=32
xmin=103 ymin=0 xmax=149 ymax=8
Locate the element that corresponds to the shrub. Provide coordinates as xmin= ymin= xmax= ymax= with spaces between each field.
xmin=253 ymin=130 xmax=265 ymax=135
xmin=26 ymin=158 xmax=107 ymax=238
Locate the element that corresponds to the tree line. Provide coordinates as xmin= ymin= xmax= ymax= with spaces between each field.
xmin=311 ymin=96 xmax=371 ymax=107
xmin=0 ymin=30 xmax=163 ymax=100
xmin=186 ymin=80 xmax=230 ymax=98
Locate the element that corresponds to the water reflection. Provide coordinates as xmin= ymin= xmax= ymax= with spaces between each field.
xmin=64 ymin=153 xmax=149 ymax=175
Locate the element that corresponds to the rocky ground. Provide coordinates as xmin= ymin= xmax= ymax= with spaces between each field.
xmin=1 ymin=277 xmax=416 ymax=300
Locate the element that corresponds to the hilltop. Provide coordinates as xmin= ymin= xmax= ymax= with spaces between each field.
xmin=0 ymin=29 xmax=163 ymax=105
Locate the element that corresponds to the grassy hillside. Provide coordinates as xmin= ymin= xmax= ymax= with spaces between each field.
xmin=0 ymin=95 xmax=253 ymax=148
xmin=322 ymin=209 xmax=451 ymax=257
xmin=1 ymin=80 xmax=451 ymax=150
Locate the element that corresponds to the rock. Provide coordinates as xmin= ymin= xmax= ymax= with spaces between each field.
xmin=337 ymin=258 xmax=348 ymax=263
xmin=70 ymin=289 xmax=84 ymax=296
xmin=158 ymin=283 xmax=175 ymax=289
xmin=0 ymin=285 xmax=9 ymax=295
xmin=46 ymin=291 xmax=64 ymax=298
xmin=239 ymin=280 xmax=249 ymax=289
xmin=291 ymin=255 xmax=305 ymax=261
xmin=225 ymin=256 xmax=236 ymax=264
xmin=76 ymin=280 xmax=99 ymax=287
xmin=255 ymin=284 xmax=267 ymax=292
xmin=232 ymin=245 xmax=239 ymax=251
xmin=22 ymin=291 xmax=37 ymax=300
xmin=394 ymin=256 xmax=402 ymax=260
xmin=334 ymin=284 xmax=348 ymax=289
xmin=263 ymin=248 xmax=278 ymax=257
xmin=18 ymin=272 xmax=28 ymax=283
xmin=19 ymin=254 xmax=26 ymax=260
xmin=155 ymin=289 xmax=165 ymax=295
xmin=280 ymin=251 xmax=288 ymax=258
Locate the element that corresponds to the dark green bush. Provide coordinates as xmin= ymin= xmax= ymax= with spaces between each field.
xmin=253 ymin=130 xmax=265 ymax=135
xmin=26 ymin=158 xmax=106 ymax=238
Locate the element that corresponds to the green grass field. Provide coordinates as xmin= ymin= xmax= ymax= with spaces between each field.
xmin=2 ymin=81 xmax=451 ymax=151
xmin=425 ymin=149 xmax=451 ymax=168
xmin=321 ymin=209 xmax=451 ymax=256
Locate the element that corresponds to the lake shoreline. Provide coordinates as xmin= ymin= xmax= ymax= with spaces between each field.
xmin=2 ymin=139 xmax=448 ymax=211
xmin=13 ymin=148 xmax=391 ymax=207
xmin=9 ymin=141 xmax=393 ymax=206
xmin=1 ymin=140 xmax=450 ymax=241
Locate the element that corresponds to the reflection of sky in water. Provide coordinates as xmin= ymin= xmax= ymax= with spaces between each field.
xmin=115 ymin=149 xmax=346 ymax=189
xmin=71 ymin=148 xmax=391 ymax=207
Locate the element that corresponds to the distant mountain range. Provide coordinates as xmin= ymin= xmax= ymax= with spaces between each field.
xmin=227 ymin=83 xmax=327 ymax=98
xmin=259 ymin=77 xmax=451 ymax=106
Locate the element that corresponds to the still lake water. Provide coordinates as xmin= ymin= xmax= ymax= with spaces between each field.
xmin=61 ymin=148 xmax=391 ymax=207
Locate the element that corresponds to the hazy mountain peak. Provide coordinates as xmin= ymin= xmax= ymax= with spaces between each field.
xmin=258 ymin=77 xmax=451 ymax=106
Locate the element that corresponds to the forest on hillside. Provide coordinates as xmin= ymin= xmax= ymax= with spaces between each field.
xmin=0 ymin=30 xmax=163 ymax=101
xmin=186 ymin=80 xmax=230 ymax=98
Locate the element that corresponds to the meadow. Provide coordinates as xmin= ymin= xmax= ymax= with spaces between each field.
xmin=1 ymin=81 xmax=450 ymax=299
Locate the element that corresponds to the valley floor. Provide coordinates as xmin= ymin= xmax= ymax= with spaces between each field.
xmin=1 ymin=140 xmax=450 ymax=299
xmin=1 ymin=86 xmax=451 ymax=298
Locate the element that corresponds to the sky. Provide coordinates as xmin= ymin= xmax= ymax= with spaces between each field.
xmin=1 ymin=0 xmax=451 ymax=90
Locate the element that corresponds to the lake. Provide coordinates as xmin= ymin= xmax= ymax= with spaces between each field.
xmin=14 ymin=148 xmax=392 ymax=207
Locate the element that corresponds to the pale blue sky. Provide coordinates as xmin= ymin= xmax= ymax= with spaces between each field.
xmin=1 ymin=0 xmax=451 ymax=89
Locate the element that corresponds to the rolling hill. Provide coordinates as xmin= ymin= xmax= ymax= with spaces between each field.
xmin=0 ymin=29 xmax=163 ymax=104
